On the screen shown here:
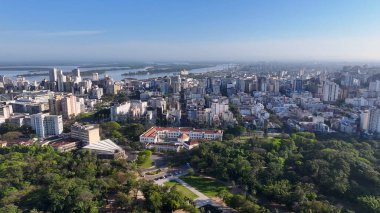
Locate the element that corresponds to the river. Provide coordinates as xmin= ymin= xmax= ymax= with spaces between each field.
xmin=0 ymin=64 xmax=232 ymax=82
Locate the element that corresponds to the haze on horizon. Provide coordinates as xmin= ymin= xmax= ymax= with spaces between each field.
xmin=1 ymin=0 xmax=380 ymax=63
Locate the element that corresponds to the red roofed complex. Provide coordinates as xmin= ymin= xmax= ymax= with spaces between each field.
xmin=140 ymin=126 xmax=223 ymax=152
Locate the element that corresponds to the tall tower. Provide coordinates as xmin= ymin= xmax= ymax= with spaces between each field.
xmin=49 ymin=68 xmax=58 ymax=82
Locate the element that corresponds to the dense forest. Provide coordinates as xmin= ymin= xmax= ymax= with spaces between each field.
xmin=174 ymin=132 xmax=380 ymax=212
xmin=0 ymin=145 xmax=197 ymax=213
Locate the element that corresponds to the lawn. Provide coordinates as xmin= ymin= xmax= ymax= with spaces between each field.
xmin=138 ymin=157 xmax=154 ymax=169
xmin=145 ymin=169 xmax=161 ymax=175
xmin=179 ymin=175 xmax=228 ymax=197
xmin=165 ymin=180 xmax=198 ymax=200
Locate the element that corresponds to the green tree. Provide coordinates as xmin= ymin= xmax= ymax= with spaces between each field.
xmin=0 ymin=123 xmax=19 ymax=134
xmin=358 ymin=196 xmax=380 ymax=213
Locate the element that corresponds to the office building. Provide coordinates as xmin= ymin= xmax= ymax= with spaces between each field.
xmin=293 ymin=79 xmax=303 ymax=92
xmin=71 ymin=122 xmax=100 ymax=146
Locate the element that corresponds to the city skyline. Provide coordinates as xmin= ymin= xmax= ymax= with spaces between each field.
xmin=1 ymin=0 xmax=380 ymax=62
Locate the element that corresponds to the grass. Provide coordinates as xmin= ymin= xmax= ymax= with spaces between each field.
xmin=138 ymin=157 xmax=154 ymax=169
xmin=146 ymin=169 xmax=161 ymax=175
xmin=179 ymin=175 xmax=228 ymax=197
xmin=165 ymin=180 xmax=198 ymax=200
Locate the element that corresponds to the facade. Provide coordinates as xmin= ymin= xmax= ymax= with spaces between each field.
xmin=0 ymin=105 xmax=13 ymax=119
xmin=89 ymin=86 xmax=103 ymax=99
xmin=50 ymin=141 xmax=78 ymax=152
xmin=82 ymin=139 xmax=126 ymax=159
xmin=48 ymin=94 xmax=63 ymax=115
xmin=71 ymin=122 xmax=100 ymax=146
xmin=360 ymin=110 xmax=370 ymax=131
xmin=369 ymin=80 xmax=380 ymax=92
xmin=322 ymin=81 xmax=340 ymax=102
xmin=61 ymin=94 xmax=78 ymax=119
xmin=293 ymin=79 xmax=303 ymax=92
xmin=369 ymin=108 xmax=380 ymax=133
xmin=30 ymin=113 xmax=63 ymax=138
xmin=49 ymin=68 xmax=58 ymax=82
xmin=140 ymin=126 xmax=223 ymax=152
xmin=92 ymin=73 xmax=99 ymax=81
xmin=110 ymin=100 xmax=148 ymax=121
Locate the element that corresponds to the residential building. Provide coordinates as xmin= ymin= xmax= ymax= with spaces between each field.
xmin=322 ymin=81 xmax=340 ymax=102
xmin=31 ymin=113 xmax=63 ymax=138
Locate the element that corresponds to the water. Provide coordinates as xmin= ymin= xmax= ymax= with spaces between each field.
xmin=0 ymin=64 xmax=231 ymax=82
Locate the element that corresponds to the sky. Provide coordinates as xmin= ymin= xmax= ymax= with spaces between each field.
xmin=1 ymin=0 xmax=380 ymax=62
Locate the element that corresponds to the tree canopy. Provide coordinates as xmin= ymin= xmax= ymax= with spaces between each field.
xmin=0 ymin=145 xmax=195 ymax=212
xmin=185 ymin=132 xmax=380 ymax=212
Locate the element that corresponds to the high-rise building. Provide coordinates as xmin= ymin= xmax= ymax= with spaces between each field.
xmin=49 ymin=68 xmax=58 ymax=82
xmin=31 ymin=113 xmax=63 ymax=138
xmin=369 ymin=108 xmax=380 ymax=133
xmin=110 ymin=100 xmax=148 ymax=121
xmin=57 ymin=70 xmax=66 ymax=92
xmin=258 ymin=77 xmax=267 ymax=92
xmin=0 ymin=105 xmax=13 ymax=119
xmin=89 ymin=86 xmax=103 ymax=99
xmin=322 ymin=81 xmax=340 ymax=102
xmin=293 ymin=79 xmax=303 ymax=92
xmin=72 ymin=68 xmax=81 ymax=83
xmin=71 ymin=122 xmax=100 ymax=146
xmin=360 ymin=110 xmax=370 ymax=131
xmin=72 ymin=68 xmax=80 ymax=77
xmin=48 ymin=94 xmax=63 ymax=115
xmin=92 ymin=73 xmax=99 ymax=81
xmin=61 ymin=94 xmax=78 ymax=119
xmin=369 ymin=80 xmax=380 ymax=92
xmin=268 ymin=78 xmax=280 ymax=94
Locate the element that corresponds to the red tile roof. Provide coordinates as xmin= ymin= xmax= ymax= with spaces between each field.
xmin=141 ymin=126 xmax=223 ymax=138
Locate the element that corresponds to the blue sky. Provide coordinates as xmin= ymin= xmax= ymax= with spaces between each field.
xmin=1 ymin=0 xmax=380 ymax=62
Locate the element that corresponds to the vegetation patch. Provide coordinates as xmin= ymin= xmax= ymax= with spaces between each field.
xmin=145 ymin=169 xmax=162 ymax=175
xmin=180 ymin=175 xmax=228 ymax=197
xmin=165 ymin=180 xmax=198 ymax=200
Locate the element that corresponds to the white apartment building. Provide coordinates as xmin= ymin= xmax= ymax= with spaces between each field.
xmin=322 ymin=81 xmax=340 ymax=102
xmin=369 ymin=80 xmax=380 ymax=92
xmin=110 ymin=100 xmax=148 ymax=121
xmin=360 ymin=110 xmax=370 ymax=131
xmin=368 ymin=108 xmax=380 ymax=133
xmin=0 ymin=105 xmax=13 ymax=119
xmin=31 ymin=113 xmax=63 ymax=138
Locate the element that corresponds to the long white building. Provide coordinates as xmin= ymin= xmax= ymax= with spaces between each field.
xmin=140 ymin=126 xmax=223 ymax=152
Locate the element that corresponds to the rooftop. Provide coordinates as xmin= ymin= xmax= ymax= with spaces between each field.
xmin=141 ymin=127 xmax=223 ymax=138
